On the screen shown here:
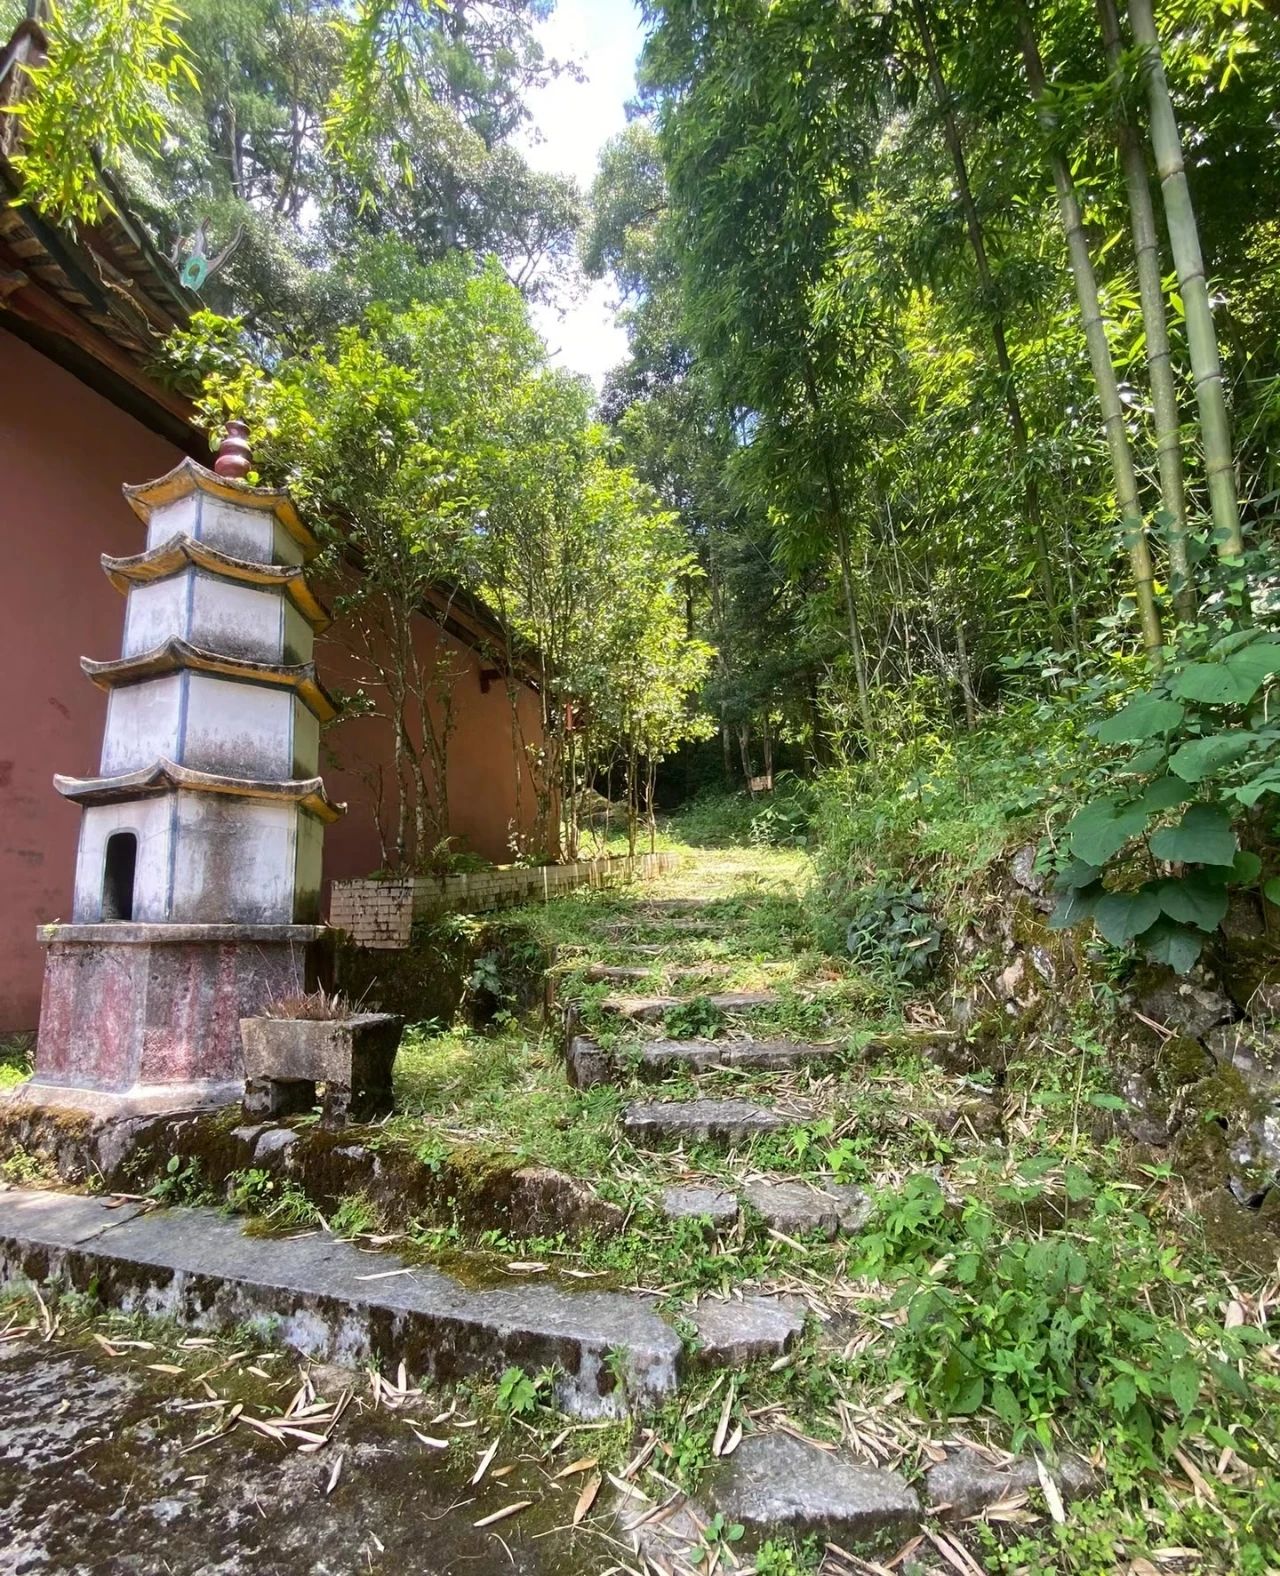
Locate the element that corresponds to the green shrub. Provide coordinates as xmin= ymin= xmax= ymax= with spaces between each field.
xmin=862 ymin=1173 xmax=1265 ymax=1462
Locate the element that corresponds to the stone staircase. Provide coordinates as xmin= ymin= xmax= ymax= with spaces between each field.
xmin=0 ymin=885 xmax=1045 ymax=1571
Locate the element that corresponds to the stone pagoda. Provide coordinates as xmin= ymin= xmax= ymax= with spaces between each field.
xmin=23 ymin=430 xmax=343 ymax=1114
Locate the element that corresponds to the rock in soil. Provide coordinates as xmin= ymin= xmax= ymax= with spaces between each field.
xmin=742 ymin=1178 xmax=873 ymax=1239
xmin=925 ymin=1445 xmax=1096 ymax=1519
xmin=704 ymin=1431 xmax=920 ymax=1552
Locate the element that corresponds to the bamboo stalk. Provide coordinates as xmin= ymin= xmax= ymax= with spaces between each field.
xmin=1097 ymin=0 xmax=1194 ymax=617
xmin=1016 ymin=2 xmax=1164 ymax=665
xmin=1127 ymin=0 xmax=1243 ymax=559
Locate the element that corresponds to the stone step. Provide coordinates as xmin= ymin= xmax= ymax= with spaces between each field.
xmin=0 ymin=1187 xmax=688 ymax=1419
xmin=742 ymin=1178 xmax=873 ymax=1238
xmin=564 ymin=1033 xmax=842 ymax=1089
xmin=687 ymin=1295 xmax=804 ymax=1366
xmin=639 ymin=1035 xmax=840 ymax=1077
xmin=600 ymin=989 xmax=780 ymax=1024
xmin=583 ymin=963 xmax=733 ymax=986
xmin=622 ymin=1098 xmax=789 ymax=1144
xmin=659 ymin=1177 xmax=873 ymax=1239
xmin=625 ymin=1433 xmax=921 ymax=1567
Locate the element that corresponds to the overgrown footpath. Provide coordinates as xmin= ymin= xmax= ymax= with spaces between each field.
xmin=3 ymin=826 xmax=1280 ymax=1574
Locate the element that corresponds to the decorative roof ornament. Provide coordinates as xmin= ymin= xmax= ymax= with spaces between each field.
xmin=214 ymin=419 xmax=253 ymax=480
xmin=171 ymin=216 xmax=244 ymax=293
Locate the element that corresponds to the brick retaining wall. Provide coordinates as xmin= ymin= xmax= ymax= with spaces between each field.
xmin=329 ymin=852 xmax=682 ymax=949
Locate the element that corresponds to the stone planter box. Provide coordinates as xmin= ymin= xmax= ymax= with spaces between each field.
xmin=240 ymin=1012 xmax=403 ymax=1126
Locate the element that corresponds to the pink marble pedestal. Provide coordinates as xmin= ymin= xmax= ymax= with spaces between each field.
xmin=12 ymin=923 xmax=326 ymax=1116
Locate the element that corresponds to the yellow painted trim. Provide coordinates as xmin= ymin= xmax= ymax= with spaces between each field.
xmin=101 ymin=536 xmax=331 ymax=632
xmin=81 ymin=637 xmax=339 ymax=723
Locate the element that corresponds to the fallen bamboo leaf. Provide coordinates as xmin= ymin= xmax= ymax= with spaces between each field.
xmin=410 ymin=1429 xmax=450 ymax=1450
xmin=573 ymin=1474 xmax=602 ymax=1525
xmin=473 ymin=1500 xmax=532 ymax=1529
xmin=1035 ymin=1458 xmax=1066 ymax=1526
xmin=239 ymin=1415 xmax=287 ymax=1441
xmin=354 ymin=1269 xmax=414 ymax=1282
xmin=326 ymin=1453 xmax=344 ymax=1495
xmin=471 ymin=1439 xmax=499 ymax=1486
xmin=554 ymin=1455 xmax=599 ymax=1480
xmin=712 ymin=1386 xmax=735 ymax=1458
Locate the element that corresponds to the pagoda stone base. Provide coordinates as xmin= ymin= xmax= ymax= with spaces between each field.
xmin=16 ymin=924 xmax=327 ymax=1117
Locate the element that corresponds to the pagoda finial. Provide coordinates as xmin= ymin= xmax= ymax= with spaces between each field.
xmin=214 ymin=420 xmax=252 ymax=480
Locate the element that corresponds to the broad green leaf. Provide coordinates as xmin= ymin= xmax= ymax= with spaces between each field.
xmin=1109 ymin=1373 xmax=1138 ymax=1414
xmin=1066 ymin=797 xmax=1150 ymax=865
xmin=1094 ymin=886 xmax=1163 ymax=945
xmin=1206 ymin=1355 xmax=1249 ymax=1399
xmin=1095 ymin=696 xmax=1184 ymax=744
xmin=1168 ymin=732 xmax=1254 ymax=782
xmin=1233 ymin=771 xmax=1280 ymax=807
xmin=1167 ymin=1356 xmax=1201 ymax=1420
xmin=1141 ymin=919 xmax=1204 ymax=975
xmin=1054 ymin=858 xmax=1102 ymax=891
xmin=990 ymin=1379 xmax=1022 ymax=1428
xmin=1157 ymin=873 xmax=1229 ymax=932
xmin=1048 ymin=883 xmax=1103 ymax=931
xmin=1232 ymin=851 xmax=1263 ymax=883
xmin=1149 ymin=803 xmax=1238 ymax=866
xmin=951 ymin=1374 xmax=985 ymax=1415
xmin=1265 ymin=878 xmax=1280 ymax=908
xmin=1139 ymin=776 xmax=1194 ymax=813
xmin=1223 ymin=641 xmax=1280 ymax=699
xmin=1172 ymin=662 xmax=1252 ymax=705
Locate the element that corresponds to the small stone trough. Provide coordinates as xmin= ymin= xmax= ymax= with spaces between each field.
xmin=240 ymin=1013 xmax=403 ymax=1126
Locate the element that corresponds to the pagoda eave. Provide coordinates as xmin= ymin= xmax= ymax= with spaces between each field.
xmin=122 ymin=457 xmax=319 ymax=561
xmin=101 ymin=536 xmax=332 ymax=632
xmin=53 ymin=758 xmax=346 ymax=823
xmin=80 ymin=636 xmax=340 ymax=723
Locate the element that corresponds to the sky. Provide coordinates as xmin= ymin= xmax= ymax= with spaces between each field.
xmin=518 ymin=0 xmax=648 ymax=389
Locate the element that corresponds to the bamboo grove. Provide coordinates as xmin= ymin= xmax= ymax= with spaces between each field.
xmin=589 ymin=0 xmax=1280 ymax=775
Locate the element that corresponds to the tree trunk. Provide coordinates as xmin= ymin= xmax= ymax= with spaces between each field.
xmin=954 ymin=615 xmax=978 ymax=730
xmin=800 ymin=356 xmax=875 ymax=746
xmin=910 ymin=0 xmax=1060 ymax=631
xmin=1016 ymin=4 xmax=1164 ymax=666
xmin=1097 ymin=0 xmax=1194 ymax=617
xmin=1127 ymin=0 xmax=1243 ymax=560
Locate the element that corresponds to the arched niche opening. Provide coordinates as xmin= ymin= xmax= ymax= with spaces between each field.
xmin=102 ymin=831 xmax=138 ymax=922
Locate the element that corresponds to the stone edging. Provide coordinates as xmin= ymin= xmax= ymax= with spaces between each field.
xmin=330 ymin=851 xmax=681 ymax=949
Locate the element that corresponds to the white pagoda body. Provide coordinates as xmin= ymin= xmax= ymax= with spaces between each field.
xmin=25 ymin=447 xmax=343 ymax=1113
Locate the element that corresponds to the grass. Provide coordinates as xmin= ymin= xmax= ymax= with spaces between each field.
xmin=0 ymin=1032 xmax=33 ymax=1088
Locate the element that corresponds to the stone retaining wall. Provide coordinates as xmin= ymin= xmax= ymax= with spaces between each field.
xmin=329 ymin=851 xmax=681 ymax=949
